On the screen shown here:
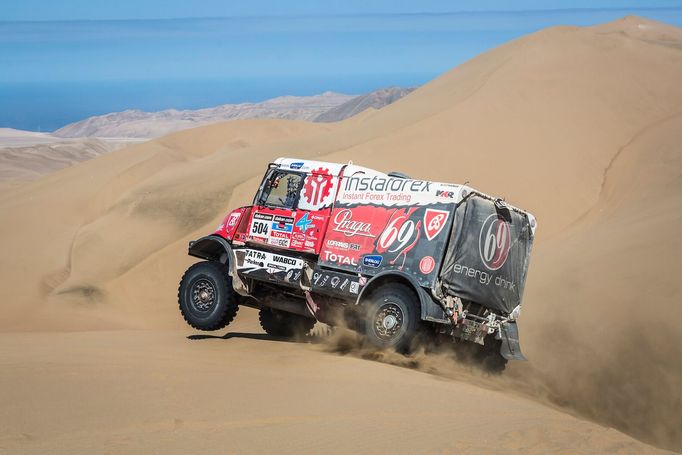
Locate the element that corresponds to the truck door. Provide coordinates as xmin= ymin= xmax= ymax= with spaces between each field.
xmin=247 ymin=166 xmax=336 ymax=254
xmin=292 ymin=167 xmax=336 ymax=253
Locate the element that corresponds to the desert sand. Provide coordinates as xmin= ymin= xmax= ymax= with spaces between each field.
xmin=0 ymin=129 xmax=144 ymax=187
xmin=1 ymin=16 xmax=681 ymax=453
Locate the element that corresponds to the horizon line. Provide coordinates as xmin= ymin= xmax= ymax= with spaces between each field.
xmin=1 ymin=6 xmax=680 ymax=25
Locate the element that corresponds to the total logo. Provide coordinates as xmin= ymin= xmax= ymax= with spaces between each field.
xmin=323 ymin=251 xmax=358 ymax=266
xmin=479 ymin=214 xmax=511 ymax=270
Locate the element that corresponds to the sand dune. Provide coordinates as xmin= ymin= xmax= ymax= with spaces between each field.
xmin=0 ymin=129 xmax=144 ymax=186
xmin=0 ymin=16 xmax=681 ymax=452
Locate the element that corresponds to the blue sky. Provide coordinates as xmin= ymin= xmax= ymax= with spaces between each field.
xmin=1 ymin=1 xmax=682 ymax=131
xmin=4 ymin=0 xmax=682 ymax=21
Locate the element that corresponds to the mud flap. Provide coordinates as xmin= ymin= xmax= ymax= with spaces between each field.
xmin=497 ymin=321 xmax=527 ymax=361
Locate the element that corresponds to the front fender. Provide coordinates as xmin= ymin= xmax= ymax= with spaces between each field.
xmin=188 ymin=235 xmax=232 ymax=263
xmin=187 ymin=235 xmax=249 ymax=296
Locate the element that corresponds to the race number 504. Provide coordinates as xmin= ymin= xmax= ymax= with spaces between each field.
xmin=251 ymin=220 xmax=270 ymax=237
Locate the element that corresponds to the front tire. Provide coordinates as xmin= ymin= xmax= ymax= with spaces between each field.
xmin=259 ymin=307 xmax=315 ymax=339
xmin=363 ymin=284 xmax=420 ymax=352
xmin=178 ymin=261 xmax=239 ymax=331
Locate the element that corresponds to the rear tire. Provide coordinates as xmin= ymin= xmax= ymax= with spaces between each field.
xmin=363 ymin=284 xmax=420 ymax=352
xmin=259 ymin=307 xmax=315 ymax=339
xmin=476 ymin=338 xmax=508 ymax=374
xmin=178 ymin=261 xmax=239 ymax=331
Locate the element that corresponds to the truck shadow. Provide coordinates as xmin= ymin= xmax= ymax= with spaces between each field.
xmin=187 ymin=331 xmax=309 ymax=344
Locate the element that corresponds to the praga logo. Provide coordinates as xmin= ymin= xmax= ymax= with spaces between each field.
xmin=424 ymin=209 xmax=449 ymax=241
xmin=332 ymin=209 xmax=375 ymax=238
xmin=302 ymin=167 xmax=333 ymax=207
xmin=479 ymin=213 xmax=511 ymax=270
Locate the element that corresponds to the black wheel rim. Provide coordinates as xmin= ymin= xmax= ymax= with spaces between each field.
xmin=191 ymin=278 xmax=216 ymax=312
xmin=372 ymin=302 xmax=405 ymax=342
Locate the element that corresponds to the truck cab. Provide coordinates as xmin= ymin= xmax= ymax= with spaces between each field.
xmin=215 ymin=159 xmax=345 ymax=255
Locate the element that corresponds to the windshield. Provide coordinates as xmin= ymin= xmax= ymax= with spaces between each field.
xmin=257 ymin=170 xmax=304 ymax=209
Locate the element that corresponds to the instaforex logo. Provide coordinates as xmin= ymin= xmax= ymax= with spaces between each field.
xmin=343 ymin=176 xmax=431 ymax=192
xmin=479 ymin=214 xmax=511 ymax=270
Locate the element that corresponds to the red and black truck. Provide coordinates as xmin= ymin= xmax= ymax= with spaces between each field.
xmin=178 ymin=158 xmax=536 ymax=371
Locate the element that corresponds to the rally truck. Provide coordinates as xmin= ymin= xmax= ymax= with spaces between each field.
xmin=178 ymin=158 xmax=537 ymax=371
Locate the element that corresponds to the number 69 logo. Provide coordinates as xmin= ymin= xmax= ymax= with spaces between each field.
xmin=378 ymin=215 xmax=415 ymax=253
xmin=479 ymin=214 xmax=511 ymax=270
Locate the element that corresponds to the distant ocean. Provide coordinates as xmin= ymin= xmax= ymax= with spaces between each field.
xmin=0 ymin=75 xmax=430 ymax=132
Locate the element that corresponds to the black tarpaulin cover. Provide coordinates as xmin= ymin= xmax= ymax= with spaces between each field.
xmin=439 ymin=194 xmax=534 ymax=315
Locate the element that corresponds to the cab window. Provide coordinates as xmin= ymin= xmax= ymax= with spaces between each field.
xmin=257 ymin=170 xmax=304 ymax=209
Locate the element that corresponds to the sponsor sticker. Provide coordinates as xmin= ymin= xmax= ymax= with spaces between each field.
xmin=238 ymin=249 xmax=303 ymax=273
xmin=479 ymin=214 xmax=511 ymax=270
xmin=268 ymin=237 xmax=291 ymax=248
xmin=312 ymin=271 xmax=360 ymax=295
xmin=295 ymin=212 xmax=315 ymax=232
xmin=436 ymin=189 xmax=456 ymax=199
xmin=290 ymin=162 xmax=304 ymax=170
xmin=424 ymin=209 xmax=449 ymax=241
xmin=326 ymin=239 xmax=360 ymax=251
xmin=419 ymin=256 xmax=435 ymax=274
xmin=250 ymin=212 xmax=273 ymax=238
xmin=323 ymin=251 xmax=358 ymax=266
xmin=227 ymin=212 xmax=241 ymax=227
xmin=362 ymin=255 xmax=383 ymax=268
xmin=332 ymin=209 xmax=375 ymax=238
xmin=302 ymin=168 xmax=333 ymax=207
xmin=272 ymin=215 xmax=294 ymax=233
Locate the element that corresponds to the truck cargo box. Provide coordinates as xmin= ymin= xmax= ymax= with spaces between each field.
xmin=440 ymin=194 xmax=535 ymax=315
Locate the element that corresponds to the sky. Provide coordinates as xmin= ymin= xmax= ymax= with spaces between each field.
xmin=1 ymin=1 xmax=682 ymax=131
